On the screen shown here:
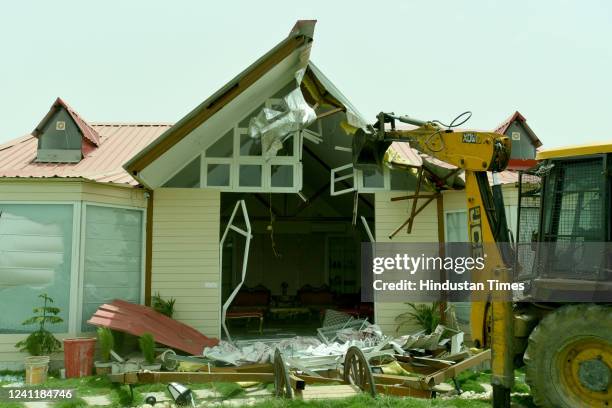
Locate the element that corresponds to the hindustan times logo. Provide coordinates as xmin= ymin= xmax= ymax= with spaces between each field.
xmin=372 ymin=253 xmax=486 ymax=275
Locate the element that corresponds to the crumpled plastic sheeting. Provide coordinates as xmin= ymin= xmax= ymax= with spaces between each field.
xmin=203 ymin=340 xmax=272 ymax=366
xmin=248 ymin=88 xmax=316 ymax=159
xmin=299 ymin=339 xmax=374 ymax=357
xmin=336 ymin=324 xmax=384 ymax=344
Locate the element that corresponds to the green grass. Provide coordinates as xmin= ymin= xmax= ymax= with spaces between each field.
xmin=55 ymin=397 xmax=88 ymax=408
xmin=0 ymin=368 xmax=534 ymax=407
xmin=205 ymin=381 xmax=246 ymax=399
xmin=247 ymin=394 xmax=493 ymax=408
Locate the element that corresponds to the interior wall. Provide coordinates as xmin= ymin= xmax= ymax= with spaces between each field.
xmin=220 ymin=189 xmax=373 ymax=303
xmin=237 ymin=231 xmax=327 ymax=295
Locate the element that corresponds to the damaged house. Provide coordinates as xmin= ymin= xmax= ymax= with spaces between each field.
xmin=0 ymin=20 xmax=541 ymax=368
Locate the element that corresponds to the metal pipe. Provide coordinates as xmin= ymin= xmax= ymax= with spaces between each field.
xmin=396 ymin=115 xmax=428 ymax=127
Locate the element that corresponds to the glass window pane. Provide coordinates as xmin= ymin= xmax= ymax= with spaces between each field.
xmin=239 ymin=165 xmax=262 ymax=187
xmin=163 ymin=156 xmax=201 ymax=188
xmin=446 ymin=211 xmax=468 ymax=242
xmin=390 ymin=169 xmax=415 ymax=191
xmin=0 ymin=204 xmax=72 ymax=333
xmin=240 ymin=134 xmax=262 ymax=156
xmin=207 ymin=163 xmax=230 ymax=187
xmin=276 ymin=134 xmax=295 ymax=157
xmin=205 ymin=129 xmax=233 ymax=158
xmin=271 ymin=165 xmax=294 ymax=187
xmin=81 ymin=206 xmax=143 ymax=331
xmin=238 ymin=103 xmax=264 ymax=128
xmin=363 ymin=168 xmax=384 ymax=188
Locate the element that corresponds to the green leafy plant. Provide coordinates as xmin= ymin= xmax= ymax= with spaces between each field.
xmin=138 ymin=333 xmax=156 ymax=365
xmin=15 ymin=293 xmax=63 ymax=356
xmin=395 ymin=302 xmax=441 ymax=335
xmin=97 ymin=327 xmax=114 ymax=362
xmin=152 ymin=292 xmax=176 ymax=318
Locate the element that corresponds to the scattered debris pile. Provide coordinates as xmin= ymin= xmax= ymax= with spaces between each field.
xmin=103 ymin=307 xmax=490 ymax=402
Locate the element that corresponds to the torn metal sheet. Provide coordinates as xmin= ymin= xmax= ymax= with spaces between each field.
xmin=248 ymin=87 xmax=316 ymax=159
xmin=304 ymin=62 xmax=369 ymax=131
xmin=87 ymin=300 xmax=219 ymax=355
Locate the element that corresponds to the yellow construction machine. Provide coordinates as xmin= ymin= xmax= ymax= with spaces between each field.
xmin=352 ymin=112 xmax=612 ymax=408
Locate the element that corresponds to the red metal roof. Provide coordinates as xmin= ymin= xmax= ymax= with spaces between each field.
xmin=493 ymin=110 xmax=542 ymax=148
xmin=0 ymin=122 xmax=172 ymax=185
xmin=88 ymin=300 xmax=219 ymax=355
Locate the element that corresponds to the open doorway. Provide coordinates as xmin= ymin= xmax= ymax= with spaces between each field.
xmin=219 ymin=151 xmax=375 ymax=340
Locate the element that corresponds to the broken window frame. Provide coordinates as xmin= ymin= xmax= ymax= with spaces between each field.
xmin=355 ymin=168 xmax=390 ymax=192
xmin=220 ymin=200 xmax=252 ymax=342
xmin=186 ymin=96 xmax=304 ymax=193
xmin=332 ymin=165 xmax=414 ymax=195
xmin=330 ymin=163 xmax=356 ymax=196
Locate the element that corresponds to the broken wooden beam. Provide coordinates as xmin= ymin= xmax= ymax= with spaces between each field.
xmin=424 ymin=349 xmax=491 ymax=385
xmin=295 ymin=375 xmax=343 ymax=385
xmin=301 ymin=384 xmax=361 ymax=400
xmin=109 ymin=371 xmax=276 ymax=385
xmin=372 ymin=373 xmax=428 ymax=389
xmin=203 ymin=363 xmax=274 ymax=373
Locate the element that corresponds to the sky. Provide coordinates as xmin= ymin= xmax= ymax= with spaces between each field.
xmin=0 ymin=0 xmax=610 ymax=148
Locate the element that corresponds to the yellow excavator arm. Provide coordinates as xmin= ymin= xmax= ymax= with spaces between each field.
xmin=353 ymin=112 xmax=515 ymax=408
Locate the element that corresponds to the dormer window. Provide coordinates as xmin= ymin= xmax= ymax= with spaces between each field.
xmin=33 ymin=98 xmax=99 ymax=163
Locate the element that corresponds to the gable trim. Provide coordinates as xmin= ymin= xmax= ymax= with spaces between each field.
xmin=125 ymin=29 xmax=314 ymax=176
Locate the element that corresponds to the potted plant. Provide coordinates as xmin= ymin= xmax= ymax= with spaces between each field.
xmin=138 ymin=333 xmax=161 ymax=371
xmin=152 ymin=292 xmax=176 ymax=318
xmin=15 ymin=293 xmax=63 ymax=384
xmin=395 ymin=302 xmax=441 ymax=335
xmin=94 ymin=327 xmax=114 ymax=375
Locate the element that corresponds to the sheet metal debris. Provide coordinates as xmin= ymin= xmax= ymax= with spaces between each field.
xmin=87 ymin=300 xmax=219 ymax=355
xmin=106 ymin=310 xmax=488 ymax=402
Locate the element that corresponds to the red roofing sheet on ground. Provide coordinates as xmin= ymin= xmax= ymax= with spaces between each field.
xmin=87 ymin=300 xmax=219 ymax=355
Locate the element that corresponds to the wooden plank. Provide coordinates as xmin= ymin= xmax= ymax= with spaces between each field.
xmin=395 ymin=360 xmax=439 ymax=375
xmin=296 ymin=375 xmax=343 ymax=385
xmin=138 ymin=372 xmax=275 ymax=384
xmin=397 ymin=355 xmax=454 ymax=369
xmin=301 ymin=385 xmax=360 ymax=400
xmin=424 ymin=349 xmax=491 ymax=385
xmin=372 ymin=373 xmax=427 ymax=389
xmin=205 ymin=364 xmax=274 ymax=373
xmin=145 ymin=189 xmax=153 ymax=305
xmin=290 ymin=374 xmax=306 ymax=391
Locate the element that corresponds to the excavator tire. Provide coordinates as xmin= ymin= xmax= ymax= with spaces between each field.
xmin=524 ymin=304 xmax=612 ymax=408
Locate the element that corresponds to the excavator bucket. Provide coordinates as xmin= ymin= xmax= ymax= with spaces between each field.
xmin=352 ymin=128 xmax=391 ymax=170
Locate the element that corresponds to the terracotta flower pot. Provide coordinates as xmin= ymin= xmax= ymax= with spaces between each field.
xmin=94 ymin=361 xmax=112 ymax=375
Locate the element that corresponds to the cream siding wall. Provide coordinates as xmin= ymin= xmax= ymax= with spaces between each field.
xmin=151 ymin=188 xmax=221 ymax=339
xmin=374 ymin=186 xmax=520 ymax=337
xmin=0 ymin=179 xmax=147 ymax=208
xmin=374 ymin=191 xmax=439 ymax=336
xmin=0 ymin=179 xmax=146 ymax=367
